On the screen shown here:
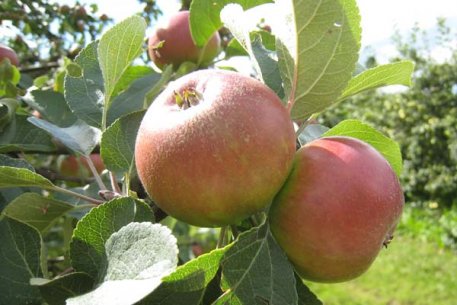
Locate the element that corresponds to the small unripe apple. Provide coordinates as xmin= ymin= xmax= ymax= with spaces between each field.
xmin=148 ymin=11 xmax=221 ymax=69
xmin=135 ymin=69 xmax=296 ymax=227
xmin=269 ymin=136 xmax=404 ymax=283
xmin=0 ymin=44 xmax=19 ymax=66
xmin=59 ymin=154 xmax=104 ymax=177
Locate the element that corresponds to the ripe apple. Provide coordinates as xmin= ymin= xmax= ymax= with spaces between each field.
xmin=59 ymin=154 xmax=104 ymax=177
xmin=269 ymin=136 xmax=404 ymax=283
xmin=148 ymin=11 xmax=221 ymax=69
xmin=0 ymin=44 xmax=19 ymax=66
xmin=135 ymin=69 xmax=296 ymax=227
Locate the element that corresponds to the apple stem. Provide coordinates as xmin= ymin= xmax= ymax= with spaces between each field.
xmin=230 ymin=225 xmax=239 ymax=239
xmin=295 ymin=114 xmax=320 ymax=139
xmin=122 ymin=173 xmax=130 ymax=196
xmin=217 ymin=226 xmax=229 ymax=248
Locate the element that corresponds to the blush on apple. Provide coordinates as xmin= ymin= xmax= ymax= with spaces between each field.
xmin=0 ymin=44 xmax=19 ymax=66
xmin=135 ymin=69 xmax=296 ymax=227
xmin=269 ymin=136 xmax=404 ymax=283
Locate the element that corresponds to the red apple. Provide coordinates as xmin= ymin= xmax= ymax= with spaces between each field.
xmin=135 ymin=69 xmax=296 ymax=227
xmin=148 ymin=11 xmax=221 ymax=69
xmin=269 ymin=136 xmax=404 ymax=283
xmin=59 ymin=154 xmax=104 ymax=177
xmin=0 ymin=44 xmax=19 ymax=66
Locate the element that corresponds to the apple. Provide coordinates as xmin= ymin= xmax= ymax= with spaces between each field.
xmin=0 ymin=44 xmax=19 ymax=66
xmin=59 ymin=154 xmax=104 ymax=177
xmin=269 ymin=136 xmax=404 ymax=283
xmin=148 ymin=11 xmax=221 ymax=69
xmin=135 ymin=69 xmax=296 ymax=227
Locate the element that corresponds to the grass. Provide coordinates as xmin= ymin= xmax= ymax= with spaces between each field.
xmin=305 ymin=234 xmax=457 ymax=305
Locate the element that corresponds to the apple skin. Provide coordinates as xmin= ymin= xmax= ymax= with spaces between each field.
xmin=59 ymin=154 xmax=104 ymax=177
xmin=135 ymin=69 xmax=296 ymax=227
xmin=148 ymin=11 xmax=221 ymax=69
xmin=269 ymin=136 xmax=404 ymax=283
xmin=0 ymin=44 xmax=19 ymax=66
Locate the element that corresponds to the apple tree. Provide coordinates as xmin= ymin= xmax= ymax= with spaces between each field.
xmin=0 ymin=1 xmax=414 ymax=304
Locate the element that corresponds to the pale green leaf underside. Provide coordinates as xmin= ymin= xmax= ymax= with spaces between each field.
xmin=339 ymin=61 xmax=415 ymax=101
xmin=277 ymin=0 xmax=361 ymax=120
xmin=139 ymin=246 xmax=229 ymax=304
xmin=323 ymin=119 xmax=403 ymax=176
xmin=27 ymin=118 xmax=101 ymax=156
xmin=67 ymin=222 xmax=178 ymax=305
xmin=70 ymin=197 xmax=154 ymax=280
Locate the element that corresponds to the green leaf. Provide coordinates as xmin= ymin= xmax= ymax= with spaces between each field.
xmin=67 ymin=222 xmax=178 ymax=305
xmin=296 ymin=275 xmax=323 ymax=305
xmin=225 ymin=38 xmax=248 ymax=57
xmin=323 ymin=119 xmax=403 ymax=176
xmin=0 ymin=114 xmax=56 ymax=153
xmin=189 ymin=0 xmax=272 ymax=47
xmin=0 ymin=217 xmax=43 ymax=305
xmin=66 ymin=62 xmax=83 ymax=78
xmin=0 ymin=166 xmax=55 ymax=189
xmin=32 ymin=272 xmax=94 ymax=305
xmin=139 ymin=246 xmax=229 ymax=304
xmin=339 ymin=61 xmax=415 ymax=101
xmin=0 ymin=155 xmax=35 ymax=212
xmin=220 ymin=4 xmax=283 ymax=98
xmin=276 ymin=0 xmax=361 ymax=119
xmin=28 ymin=118 xmax=101 ymax=156
xmin=70 ymin=197 xmax=154 ymax=280
xmin=2 ymin=193 xmax=75 ymax=233
xmin=98 ymin=15 xmax=146 ymax=107
xmin=215 ymin=223 xmax=298 ymax=304
xmin=110 ymin=65 xmax=155 ymax=99
xmin=24 ymin=90 xmax=78 ymax=127
xmin=101 ymin=110 xmax=145 ymax=173
xmin=0 ymin=154 xmax=34 ymax=171
xmin=106 ymin=67 xmax=172 ymax=125
xmin=0 ymin=98 xmax=18 ymax=132
xmin=64 ymin=41 xmax=104 ymax=128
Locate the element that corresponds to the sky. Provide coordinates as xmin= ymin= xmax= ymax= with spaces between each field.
xmin=36 ymin=0 xmax=457 ymax=64
xmin=78 ymin=0 xmax=457 ymax=63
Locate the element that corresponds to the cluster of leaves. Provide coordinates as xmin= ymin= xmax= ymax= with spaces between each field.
xmin=0 ymin=0 xmax=414 ymax=304
xmin=321 ymin=19 xmax=457 ymax=210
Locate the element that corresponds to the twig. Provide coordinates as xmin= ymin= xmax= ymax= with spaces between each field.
xmin=83 ymin=155 xmax=108 ymax=191
xmin=109 ymin=171 xmax=122 ymax=194
xmin=51 ymin=185 xmax=104 ymax=205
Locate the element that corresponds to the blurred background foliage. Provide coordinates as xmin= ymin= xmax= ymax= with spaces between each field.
xmin=0 ymin=0 xmax=162 ymax=69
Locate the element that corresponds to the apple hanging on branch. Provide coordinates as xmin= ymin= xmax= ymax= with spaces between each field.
xmin=269 ymin=136 xmax=404 ymax=283
xmin=147 ymin=10 xmax=221 ymax=69
xmin=0 ymin=44 xmax=19 ymax=67
xmin=135 ymin=69 xmax=296 ymax=227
